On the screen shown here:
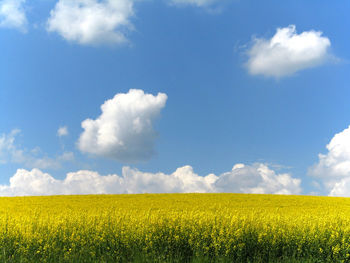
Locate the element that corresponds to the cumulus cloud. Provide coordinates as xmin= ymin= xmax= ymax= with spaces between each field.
xmin=0 ymin=129 xmax=74 ymax=169
xmin=121 ymin=165 xmax=217 ymax=194
xmin=246 ymin=25 xmax=331 ymax=78
xmin=46 ymin=0 xmax=134 ymax=46
xmin=78 ymin=89 xmax=167 ymax=163
xmin=329 ymin=179 xmax=350 ymax=197
xmin=0 ymin=163 xmax=301 ymax=196
xmin=170 ymin=0 xmax=219 ymax=7
xmin=309 ymin=126 xmax=350 ymax=196
xmin=0 ymin=169 xmax=123 ymax=196
xmin=0 ymin=0 xmax=27 ymax=31
xmin=57 ymin=126 xmax=68 ymax=137
xmin=215 ymin=163 xmax=301 ymax=195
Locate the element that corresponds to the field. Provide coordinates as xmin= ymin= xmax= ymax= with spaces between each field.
xmin=0 ymin=194 xmax=350 ymax=262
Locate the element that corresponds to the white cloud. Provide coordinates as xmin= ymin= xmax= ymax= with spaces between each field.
xmin=57 ymin=126 xmax=68 ymax=137
xmin=0 ymin=129 xmax=20 ymax=164
xmin=0 ymin=129 xmax=74 ymax=169
xmin=0 ymin=0 xmax=27 ymax=31
xmin=0 ymin=163 xmax=301 ymax=196
xmin=309 ymin=126 xmax=350 ymax=196
xmin=0 ymin=169 xmax=61 ymax=196
xmin=170 ymin=0 xmax=219 ymax=7
xmin=215 ymin=163 xmax=301 ymax=195
xmin=78 ymin=89 xmax=167 ymax=163
xmin=46 ymin=0 xmax=134 ymax=46
xmin=246 ymin=25 xmax=331 ymax=78
xmin=122 ymin=165 xmax=217 ymax=193
xmin=329 ymin=179 xmax=350 ymax=197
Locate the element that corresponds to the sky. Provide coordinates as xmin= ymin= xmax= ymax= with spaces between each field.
xmin=1 ymin=0 xmax=350 ymax=196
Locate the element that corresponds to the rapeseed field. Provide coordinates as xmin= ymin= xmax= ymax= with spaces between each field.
xmin=0 ymin=193 xmax=349 ymax=262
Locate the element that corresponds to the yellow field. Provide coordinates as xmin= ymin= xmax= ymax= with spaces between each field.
xmin=0 ymin=193 xmax=349 ymax=262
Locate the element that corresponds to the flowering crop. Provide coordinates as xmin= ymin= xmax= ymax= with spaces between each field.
xmin=0 ymin=194 xmax=349 ymax=262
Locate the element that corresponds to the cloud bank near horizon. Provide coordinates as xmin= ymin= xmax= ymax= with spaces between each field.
xmin=309 ymin=126 xmax=350 ymax=197
xmin=0 ymin=163 xmax=301 ymax=196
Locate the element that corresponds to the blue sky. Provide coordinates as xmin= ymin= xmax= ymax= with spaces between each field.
xmin=1 ymin=0 xmax=350 ymax=196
